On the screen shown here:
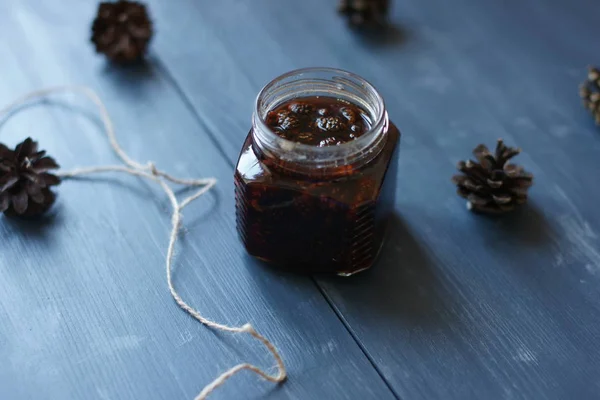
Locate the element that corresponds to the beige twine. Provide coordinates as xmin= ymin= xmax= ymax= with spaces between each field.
xmin=0 ymin=86 xmax=287 ymax=400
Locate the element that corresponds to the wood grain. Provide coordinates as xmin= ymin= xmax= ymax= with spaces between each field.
xmin=145 ymin=0 xmax=600 ymax=399
xmin=0 ymin=1 xmax=395 ymax=399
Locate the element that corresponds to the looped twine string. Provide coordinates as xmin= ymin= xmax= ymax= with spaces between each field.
xmin=0 ymin=86 xmax=287 ymax=400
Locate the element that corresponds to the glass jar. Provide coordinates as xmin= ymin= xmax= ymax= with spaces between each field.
xmin=235 ymin=67 xmax=400 ymax=275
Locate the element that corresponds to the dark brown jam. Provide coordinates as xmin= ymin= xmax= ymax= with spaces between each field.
xmin=236 ymin=90 xmax=400 ymax=275
xmin=265 ymin=97 xmax=370 ymax=146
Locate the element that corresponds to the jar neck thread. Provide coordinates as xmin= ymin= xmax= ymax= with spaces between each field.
xmin=252 ymin=68 xmax=388 ymax=177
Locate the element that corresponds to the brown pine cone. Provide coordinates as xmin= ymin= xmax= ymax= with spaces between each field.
xmin=91 ymin=1 xmax=153 ymax=63
xmin=0 ymin=138 xmax=60 ymax=217
xmin=580 ymin=66 xmax=600 ymax=125
xmin=338 ymin=0 xmax=390 ymax=27
xmin=452 ymin=139 xmax=533 ymax=214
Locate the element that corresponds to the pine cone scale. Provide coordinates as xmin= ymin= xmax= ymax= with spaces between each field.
xmin=12 ymin=191 xmax=28 ymax=214
xmin=0 ymin=194 xmax=8 ymax=213
xmin=451 ymin=175 xmax=467 ymax=185
xmin=27 ymin=183 xmax=44 ymax=203
xmin=467 ymin=193 xmax=489 ymax=206
xmin=492 ymin=194 xmax=512 ymax=205
xmin=486 ymin=179 xmax=503 ymax=188
xmin=456 ymin=187 xmax=470 ymax=198
xmin=512 ymin=175 xmax=532 ymax=184
xmin=1 ymin=176 xmax=18 ymax=192
xmin=31 ymin=195 xmax=45 ymax=205
xmin=22 ymin=172 xmax=42 ymax=185
xmin=463 ymin=179 xmax=484 ymax=192
xmin=40 ymin=172 xmax=61 ymax=186
xmin=15 ymin=138 xmax=36 ymax=155
xmin=473 ymin=144 xmax=491 ymax=159
xmin=459 ymin=161 xmax=490 ymax=184
xmin=32 ymin=157 xmax=59 ymax=172
xmin=504 ymin=164 xmax=525 ymax=178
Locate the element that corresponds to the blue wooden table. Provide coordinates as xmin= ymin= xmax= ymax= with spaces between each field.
xmin=1 ymin=0 xmax=600 ymax=399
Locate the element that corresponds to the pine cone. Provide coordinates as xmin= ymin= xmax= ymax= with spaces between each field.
xmin=452 ymin=139 xmax=533 ymax=214
xmin=580 ymin=66 xmax=600 ymax=125
xmin=91 ymin=1 xmax=153 ymax=63
xmin=338 ymin=0 xmax=389 ymax=27
xmin=0 ymin=138 xmax=60 ymax=217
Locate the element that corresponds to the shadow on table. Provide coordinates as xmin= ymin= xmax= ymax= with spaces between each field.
xmin=319 ymin=212 xmax=461 ymax=328
xmin=101 ymin=56 xmax=157 ymax=81
xmin=241 ymin=211 xmax=466 ymax=336
xmin=100 ymin=56 xmax=160 ymax=102
xmin=2 ymin=205 xmax=64 ymax=240
xmin=179 ymin=187 xmax=221 ymax=233
xmin=350 ymin=22 xmax=411 ymax=49
xmin=247 ymin=212 xmax=462 ymax=328
xmin=473 ymin=202 xmax=555 ymax=248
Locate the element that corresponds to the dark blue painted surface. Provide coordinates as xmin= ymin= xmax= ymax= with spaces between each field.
xmin=1 ymin=0 xmax=600 ymax=399
xmin=0 ymin=1 xmax=394 ymax=399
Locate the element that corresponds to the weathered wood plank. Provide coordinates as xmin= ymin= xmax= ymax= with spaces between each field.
xmin=0 ymin=1 xmax=395 ymax=399
xmin=146 ymin=0 xmax=600 ymax=398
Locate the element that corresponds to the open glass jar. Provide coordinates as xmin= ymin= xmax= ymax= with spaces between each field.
xmin=235 ymin=67 xmax=400 ymax=275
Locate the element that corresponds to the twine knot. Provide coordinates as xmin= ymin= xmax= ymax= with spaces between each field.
xmin=148 ymin=162 xmax=159 ymax=176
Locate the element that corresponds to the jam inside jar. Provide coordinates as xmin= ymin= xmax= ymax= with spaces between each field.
xmin=235 ymin=67 xmax=400 ymax=275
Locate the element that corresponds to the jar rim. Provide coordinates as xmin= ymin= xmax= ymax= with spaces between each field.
xmin=253 ymin=67 xmax=387 ymax=164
